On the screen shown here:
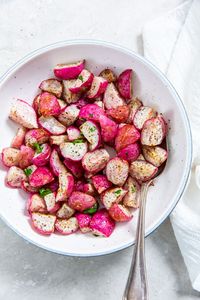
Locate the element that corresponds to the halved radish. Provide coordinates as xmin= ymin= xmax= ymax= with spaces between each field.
xmin=82 ymin=148 xmax=110 ymax=173
xmin=106 ymin=157 xmax=129 ymax=186
xmin=129 ymin=160 xmax=158 ymax=182
xmin=106 ymin=105 xmax=130 ymax=123
xmin=115 ymin=124 xmax=140 ymax=152
xmin=76 ymin=213 xmax=91 ymax=233
xmin=62 ymin=80 xmax=81 ymax=104
xmin=141 ymin=115 xmax=167 ymax=146
xmin=133 ymin=106 xmax=156 ymax=130
xmin=76 ymin=182 xmax=96 ymax=196
xmin=38 ymin=92 xmax=61 ymax=116
xmin=29 ymin=167 xmax=54 ymax=187
xmin=66 ymin=126 xmax=82 ymax=141
xmin=33 ymin=94 xmax=41 ymax=114
xmin=142 ymin=145 xmax=168 ymax=167
xmin=6 ymin=166 xmax=27 ymax=188
xmin=90 ymin=209 xmax=115 ymax=237
xmin=117 ymin=69 xmax=133 ymax=99
xmin=99 ymin=115 xmax=118 ymax=142
xmin=60 ymin=141 xmax=88 ymax=161
xmin=92 ymin=174 xmax=112 ymax=194
xmin=55 ymin=217 xmax=78 ymax=235
xmin=1 ymin=147 xmax=21 ymax=167
xmin=58 ymin=104 xmax=80 ymax=126
xmin=56 ymin=171 xmax=74 ymax=202
xmin=44 ymin=192 xmax=60 ymax=213
xmin=50 ymin=149 xmax=65 ymax=176
xmin=31 ymin=213 xmax=56 ymax=235
xmin=11 ymin=127 xmax=27 ymax=149
xmin=100 ymin=187 xmax=127 ymax=209
xmin=108 ymin=203 xmax=132 ymax=222
xmin=87 ymin=76 xmax=108 ymax=99
xmin=118 ymin=143 xmax=140 ymax=162
xmin=25 ymin=128 xmax=49 ymax=146
xmin=54 ymin=60 xmax=84 ymax=80
xmin=49 ymin=135 xmax=68 ymax=145
xmin=69 ymin=69 xmax=94 ymax=93
xmin=99 ymin=68 xmax=117 ymax=83
xmin=9 ymin=99 xmax=38 ymax=129
xmin=63 ymin=159 xmax=84 ymax=178
xmin=27 ymin=194 xmax=47 ymax=214
xmin=38 ymin=116 xmax=66 ymax=135
xmin=123 ymin=176 xmax=140 ymax=208
xmin=21 ymin=180 xmax=39 ymax=193
xmin=103 ymin=83 xmax=125 ymax=109
xmin=80 ymin=121 xmax=101 ymax=150
xmin=18 ymin=145 xmax=35 ymax=169
xmin=56 ymin=203 xmax=75 ymax=219
xmin=68 ymin=191 xmax=96 ymax=212
xmin=32 ymin=143 xmax=51 ymax=167
xmin=39 ymin=78 xmax=63 ymax=98
xmin=79 ymin=104 xmax=105 ymax=122
xmin=127 ymin=98 xmax=143 ymax=124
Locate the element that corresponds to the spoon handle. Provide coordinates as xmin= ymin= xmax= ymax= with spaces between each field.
xmin=123 ymin=181 xmax=151 ymax=300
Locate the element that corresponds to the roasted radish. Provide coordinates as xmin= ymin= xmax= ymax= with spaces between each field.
xmin=50 ymin=149 xmax=65 ymax=176
xmin=56 ymin=171 xmax=74 ymax=202
xmin=92 ymin=174 xmax=112 ymax=194
xmin=31 ymin=213 xmax=56 ymax=235
xmin=76 ymin=213 xmax=91 ymax=233
xmin=38 ymin=116 xmax=66 ymax=135
xmin=69 ymin=69 xmax=94 ymax=93
xmin=6 ymin=166 xmax=27 ymax=188
xmin=117 ymin=69 xmax=133 ymax=99
xmin=80 ymin=121 xmax=101 ymax=150
xmin=39 ymin=78 xmax=63 ymax=98
xmin=21 ymin=180 xmax=39 ymax=193
xmin=79 ymin=104 xmax=105 ymax=123
xmin=82 ymin=149 xmax=110 ymax=173
xmin=44 ymin=192 xmax=60 ymax=213
xmin=11 ymin=127 xmax=27 ymax=149
xmin=25 ymin=128 xmax=49 ymax=146
xmin=106 ymin=105 xmax=130 ymax=123
xmin=129 ymin=160 xmax=158 ymax=182
xmin=1 ymin=147 xmax=21 ymax=167
xmin=141 ymin=115 xmax=167 ymax=146
xmin=49 ymin=135 xmax=68 ymax=145
xmin=115 ymin=124 xmax=140 ymax=152
xmin=68 ymin=191 xmax=96 ymax=212
xmin=133 ymin=106 xmax=156 ymax=130
xmin=118 ymin=143 xmax=140 ymax=162
xmin=99 ymin=115 xmax=118 ymax=143
xmin=29 ymin=167 xmax=54 ymax=187
xmin=54 ymin=60 xmax=84 ymax=80
xmin=63 ymin=158 xmax=84 ymax=178
xmin=62 ymin=80 xmax=81 ymax=104
xmin=55 ymin=217 xmax=78 ymax=235
xmin=87 ymin=76 xmax=108 ymax=99
xmin=103 ymin=83 xmax=125 ymax=109
xmin=18 ymin=145 xmax=35 ymax=169
xmin=56 ymin=203 xmax=75 ymax=219
xmin=27 ymin=194 xmax=47 ymax=214
xmin=127 ymin=98 xmax=143 ymax=124
xmin=60 ymin=141 xmax=88 ymax=161
xmin=106 ymin=157 xmax=129 ymax=186
xmin=101 ymin=187 xmax=127 ymax=209
xmin=99 ymin=68 xmax=117 ymax=83
xmin=142 ymin=145 xmax=168 ymax=167
xmin=123 ymin=176 xmax=140 ymax=208
xmin=108 ymin=204 xmax=132 ymax=222
xmin=58 ymin=104 xmax=80 ymax=126
xmin=32 ymin=143 xmax=51 ymax=167
xmin=90 ymin=209 xmax=115 ymax=237
xmin=66 ymin=126 xmax=82 ymax=141
xmin=38 ymin=92 xmax=61 ymax=116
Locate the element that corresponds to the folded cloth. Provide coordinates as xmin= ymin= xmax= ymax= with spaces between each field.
xmin=143 ymin=0 xmax=200 ymax=292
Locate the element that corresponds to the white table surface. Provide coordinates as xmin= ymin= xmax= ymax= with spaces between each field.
xmin=0 ymin=1 xmax=200 ymax=299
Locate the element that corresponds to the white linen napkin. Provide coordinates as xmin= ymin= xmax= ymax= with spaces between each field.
xmin=143 ymin=0 xmax=200 ymax=292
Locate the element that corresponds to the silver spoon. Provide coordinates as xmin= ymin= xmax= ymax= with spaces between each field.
xmin=123 ymin=160 xmax=166 ymax=300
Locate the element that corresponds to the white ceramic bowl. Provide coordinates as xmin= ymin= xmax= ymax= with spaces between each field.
xmin=0 ymin=40 xmax=192 ymax=257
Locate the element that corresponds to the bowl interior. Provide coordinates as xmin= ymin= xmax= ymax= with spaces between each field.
xmin=0 ymin=41 xmax=191 ymax=256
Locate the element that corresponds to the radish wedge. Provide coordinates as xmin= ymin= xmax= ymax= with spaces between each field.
xmin=142 ymin=146 xmax=168 ymax=167
xmin=1 ymin=147 xmax=21 ymax=167
xmin=106 ymin=157 xmax=129 ymax=186
xmin=129 ymin=160 xmax=158 ymax=182
xmin=31 ymin=213 xmax=56 ymax=235
xmin=68 ymin=191 xmax=96 ymax=212
xmin=39 ymin=92 xmax=61 ymax=116
xmin=56 ymin=203 xmax=75 ymax=219
xmin=87 ymin=76 xmax=108 ymax=99
xmin=118 ymin=143 xmax=140 ymax=162
xmin=108 ymin=204 xmax=132 ymax=222
xmin=106 ymin=105 xmax=130 ymax=123
xmin=60 ymin=141 xmax=88 ymax=161
xmin=80 ymin=121 xmax=101 ymax=151
xmin=6 ymin=166 xmax=27 ymax=188
xmin=58 ymin=104 xmax=80 ymax=126
xmin=25 ymin=128 xmax=49 ymax=146
xmin=56 ymin=171 xmax=74 ymax=202
xmin=44 ymin=192 xmax=60 ymax=213
xmin=27 ymin=194 xmax=47 ymax=214
xmin=66 ymin=126 xmax=82 ymax=141
xmin=103 ymin=83 xmax=125 ymax=109
xmin=55 ymin=217 xmax=78 ymax=235
xmin=92 ymin=174 xmax=112 ymax=194
xmin=54 ymin=60 xmax=84 ymax=80
xmin=33 ymin=94 xmax=41 ymax=114
xmin=62 ymin=80 xmax=81 ymax=104
xmin=117 ymin=69 xmax=133 ymax=99
xmin=99 ymin=69 xmax=117 ymax=83
xmin=39 ymin=78 xmax=63 ymax=98
xmin=101 ymin=187 xmax=127 ymax=209
xmin=76 ymin=213 xmax=91 ymax=233
xmin=69 ymin=69 xmax=94 ymax=93
xmin=127 ymin=98 xmax=143 ymax=124
xmin=133 ymin=106 xmax=156 ymax=130
xmin=90 ymin=209 xmax=115 ymax=237
xmin=32 ymin=143 xmax=51 ymax=167
xmin=141 ymin=115 xmax=167 ymax=146
xmin=29 ymin=167 xmax=54 ymax=187
xmin=123 ymin=177 xmax=140 ymax=208
xmin=49 ymin=135 xmax=68 ymax=145
xmin=18 ymin=145 xmax=35 ymax=169
xmin=115 ymin=124 xmax=140 ymax=152
xmin=99 ymin=115 xmax=118 ymax=143
xmin=11 ymin=127 xmax=27 ymax=149
xmin=82 ymin=149 xmax=110 ymax=173
xmin=79 ymin=104 xmax=105 ymax=122
xmin=63 ymin=159 xmax=84 ymax=178
xmin=38 ymin=116 xmax=66 ymax=135
xmin=21 ymin=180 xmax=39 ymax=193
xmin=50 ymin=149 xmax=65 ymax=176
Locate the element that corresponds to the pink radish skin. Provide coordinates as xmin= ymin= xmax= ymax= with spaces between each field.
xmin=75 ymin=98 xmax=89 ymax=109
xmin=31 ymin=213 xmax=56 ymax=235
xmin=55 ymin=217 xmax=79 ymax=235
xmin=79 ymin=104 xmax=106 ymax=123
xmin=39 ymin=78 xmax=63 ymax=98
xmin=54 ymin=60 xmax=84 ymax=80
xmin=92 ymin=175 xmax=112 ymax=194
xmin=64 ymin=159 xmax=84 ymax=178
xmin=29 ymin=167 xmax=54 ymax=187
xmin=106 ymin=157 xmax=129 ymax=186
xmin=1 ymin=147 xmax=21 ymax=167
xmin=142 ymin=146 xmax=168 ymax=167
xmin=47 ymin=180 xmax=59 ymax=192
xmin=69 ymin=69 xmax=94 ymax=93
xmin=87 ymin=76 xmax=108 ymax=99
xmin=101 ymin=187 xmax=127 ymax=209
xmin=117 ymin=69 xmax=133 ymax=99
xmin=108 ymin=203 xmax=133 ymax=222
xmin=49 ymin=135 xmax=68 ymax=145
xmin=44 ymin=192 xmax=60 ymax=213
xmin=25 ymin=128 xmax=49 ymax=146
xmin=127 ymin=98 xmax=143 ymax=124
xmin=57 ymin=203 xmax=75 ymax=219
xmin=39 ymin=92 xmax=61 ymax=117
xmin=56 ymin=171 xmax=74 ymax=202
xmin=33 ymin=94 xmax=41 ymax=114
xmin=123 ymin=177 xmax=140 ymax=208
xmin=133 ymin=106 xmax=156 ymax=130
xmin=27 ymin=194 xmax=47 ymax=214
xmin=118 ymin=143 xmax=140 ymax=162
xmin=141 ymin=115 xmax=167 ymax=146
xmin=60 ymin=141 xmax=88 ymax=162
xmin=32 ymin=143 xmax=51 ymax=167
xmin=129 ymin=160 xmax=158 ymax=182
xmin=106 ymin=105 xmax=130 ymax=123
xmin=66 ymin=126 xmax=82 ymax=141
xmin=68 ymin=191 xmax=96 ymax=212
xmin=90 ymin=209 xmax=115 ymax=237
xmin=9 ymin=99 xmax=38 ymax=129
xmin=21 ymin=180 xmax=39 ymax=193
xmin=82 ymin=149 xmax=110 ymax=173
xmin=80 ymin=121 xmax=101 ymax=151
xmin=115 ymin=124 xmax=140 ymax=152
xmin=38 ymin=116 xmax=66 ymax=135
xmin=11 ymin=127 xmax=27 ymax=149
xmin=18 ymin=145 xmax=35 ymax=169
xmin=58 ymin=104 xmax=80 ymax=126
xmin=6 ymin=166 xmax=27 ymax=188
xmin=103 ymin=83 xmax=125 ymax=109
xmin=82 ymin=183 xmax=95 ymax=196
xmin=99 ymin=115 xmax=118 ymax=142
xmin=62 ymin=80 xmax=81 ymax=104
xmin=76 ymin=213 xmax=91 ymax=233
xmin=50 ymin=149 xmax=65 ymax=176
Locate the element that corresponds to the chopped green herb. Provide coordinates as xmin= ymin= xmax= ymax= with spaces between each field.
xmin=89 ymin=113 xmax=94 ymax=118
xmin=39 ymin=188 xmax=52 ymax=198
xmin=89 ymin=126 xmax=96 ymax=132
xmin=24 ymin=168 xmax=33 ymax=176
xmin=78 ymin=75 xmax=84 ymax=82
xmin=114 ymin=189 xmax=121 ymax=195
xmin=72 ymin=139 xmax=84 ymax=144
xmin=131 ymin=185 xmax=136 ymax=193
xmin=33 ymin=142 xmax=43 ymax=154
xmin=83 ymin=203 xmax=98 ymax=214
